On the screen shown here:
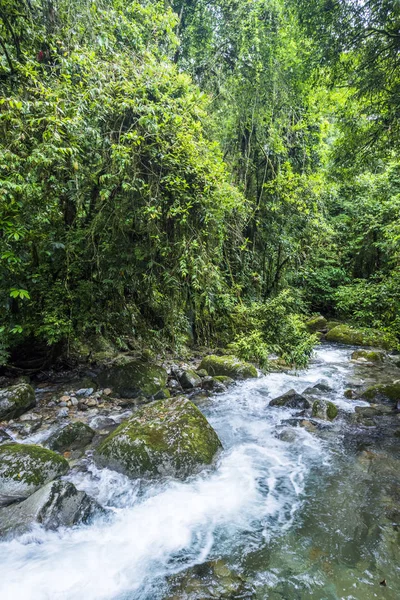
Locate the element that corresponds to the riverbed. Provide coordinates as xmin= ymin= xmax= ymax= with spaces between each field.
xmin=0 ymin=344 xmax=399 ymax=599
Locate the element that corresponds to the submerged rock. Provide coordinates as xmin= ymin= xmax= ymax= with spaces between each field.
xmin=97 ymin=357 xmax=168 ymax=398
xmin=0 ymin=444 xmax=69 ymax=506
xmin=46 ymin=422 xmax=95 ymax=453
xmin=269 ymin=389 xmax=311 ymax=409
xmin=165 ymin=559 xmax=250 ymax=600
xmin=305 ymin=315 xmax=327 ymax=332
xmin=95 ymin=397 xmax=222 ymax=479
xmin=0 ymin=480 xmax=105 ymax=537
xmin=326 ymin=324 xmax=395 ymax=350
xmin=0 ymin=384 xmax=35 ymax=420
xmin=199 ymin=355 xmax=257 ymax=379
xmin=312 ymin=399 xmax=338 ymax=420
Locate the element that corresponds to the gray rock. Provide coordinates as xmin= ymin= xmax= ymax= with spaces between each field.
xmin=0 ymin=444 xmax=69 ymax=506
xmin=57 ymin=408 xmax=69 ymax=418
xmin=0 ymin=429 xmax=12 ymax=444
xmin=89 ymin=416 xmax=116 ymax=431
xmin=0 ymin=480 xmax=105 ymax=537
xmin=269 ymin=389 xmax=311 ymax=409
xmin=0 ymin=384 xmax=36 ymax=421
xmin=75 ymin=388 xmax=94 ymax=397
xmin=46 ymin=422 xmax=95 ymax=453
xmin=177 ymin=369 xmax=202 ymax=390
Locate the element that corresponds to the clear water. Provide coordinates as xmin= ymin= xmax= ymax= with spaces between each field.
xmin=0 ymin=345 xmax=399 ymax=600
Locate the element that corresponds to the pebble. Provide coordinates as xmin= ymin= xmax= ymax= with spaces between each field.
xmin=60 ymin=395 xmax=70 ymax=403
xmin=71 ymin=397 xmax=78 ymax=406
xmin=76 ymin=388 xmax=94 ymax=397
xmin=103 ymin=388 xmax=112 ymax=396
xmin=57 ymin=408 xmax=69 ymax=418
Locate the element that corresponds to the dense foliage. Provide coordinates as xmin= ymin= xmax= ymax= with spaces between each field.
xmin=1 ymin=0 xmax=399 ymax=368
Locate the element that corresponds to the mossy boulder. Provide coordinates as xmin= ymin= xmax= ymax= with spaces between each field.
xmin=0 ymin=384 xmax=35 ymax=421
xmin=46 ymin=422 xmax=95 ymax=453
xmin=0 ymin=444 xmax=69 ymax=506
xmin=97 ymin=357 xmax=168 ymax=398
xmin=305 ymin=315 xmax=327 ymax=332
xmin=351 ymin=350 xmax=385 ymax=362
xmin=177 ymin=369 xmax=202 ymax=390
xmin=0 ymin=480 xmax=105 ymax=537
xmin=326 ymin=324 xmax=395 ymax=350
xmin=326 ymin=320 xmax=342 ymax=331
xmin=360 ymin=382 xmax=400 ymax=403
xmin=199 ymin=355 xmax=257 ymax=379
xmin=312 ymin=399 xmax=338 ymax=420
xmin=95 ymin=397 xmax=222 ymax=479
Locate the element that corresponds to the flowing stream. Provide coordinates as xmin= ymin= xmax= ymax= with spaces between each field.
xmin=0 ymin=344 xmax=399 ymax=600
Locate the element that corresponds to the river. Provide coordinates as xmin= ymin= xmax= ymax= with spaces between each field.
xmin=0 ymin=344 xmax=399 ymax=599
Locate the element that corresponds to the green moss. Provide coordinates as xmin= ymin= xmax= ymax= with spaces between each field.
xmin=305 ymin=315 xmax=327 ymax=332
xmin=0 ymin=444 xmax=69 ymax=487
xmin=360 ymin=382 xmax=400 ymax=403
xmin=0 ymin=384 xmax=35 ymax=420
xmin=326 ymin=401 xmax=338 ymax=420
xmin=326 ymin=320 xmax=342 ymax=331
xmin=312 ymin=399 xmax=338 ymax=420
xmin=326 ymin=324 xmax=396 ymax=349
xmin=213 ymin=376 xmax=234 ymax=385
xmin=351 ymin=350 xmax=385 ymax=362
xmin=47 ymin=422 xmax=95 ymax=453
xmin=96 ymin=397 xmax=222 ymax=478
xmin=97 ymin=358 xmax=168 ymax=398
xmin=199 ymin=355 xmax=257 ymax=379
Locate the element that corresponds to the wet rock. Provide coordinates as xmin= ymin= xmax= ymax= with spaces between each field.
xmin=11 ymin=413 xmax=43 ymax=437
xmin=305 ymin=315 xmax=327 ymax=332
xmin=0 ymin=480 xmax=105 ymax=538
xmin=344 ymin=389 xmax=356 ymax=399
xmin=77 ymin=401 xmax=88 ymax=412
xmin=165 ymin=559 xmax=250 ymax=600
xmin=355 ymin=405 xmax=395 ymax=419
xmin=351 ymin=350 xmax=385 ymax=363
xmin=196 ymin=369 xmax=208 ymax=378
xmin=177 ymin=369 xmax=202 ymax=390
xmin=360 ymin=382 xmax=400 ymax=404
xmin=277 ymin=428 xmax=298 ymax=442
xmin=201 ymin=376 xmax=228 ymax=393
xmin=89 ymin=415 xmax=116 ymax=431
xmin=269 ymin=389 xmax=311 ymax=409
xmin=153 ymin=388 xmax=171 ymax=400
xmin=0 ymin=444 xmax=69 ymax=506
xmin=0 ymin=384 xmax=36 ymax=421
xmin=0 ymin=429 xmax=12 ymax=444
xmin=326 ymin=324 xmax=395 ymax=349
xmin=97 ymin=357 xmax=168 ymax=398
xmin=199 ymin=355 xmax=257 ymax=379
xmin=312 ymin=399 xmax=338 ymax=420
xmin=46 ymin=422 xmax=95 ymax=453
xmin=303 ymin=382 xmax=332 ymax=395
xmin=95 ymin=397 xmax=222 ymax=479
xmin=57 ymin=407 xmax=69 ymax=418
xmin=75 ymin=388 xmax=94 ymax=397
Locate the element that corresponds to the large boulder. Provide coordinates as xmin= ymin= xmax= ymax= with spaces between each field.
xmin=97 ymin=357 xmax=168 ymax=398
xmin=199 ymin=355 xmax=257 ymax=379
xmin=305 ymin=315 xmax=327 ymax=332
xmin=326 ymin=324 xmax=395 ymax=350
xmin=0 ymin=444 xmax=69 ymax=506
xmin=0 ymin=384 xmax=35 ymax=420
xmin=360 ymin=382 xmax=400 ymax=403
xmin=95 ymin=397 xmax=222 ymax=479
xmin=269 ymin=389 xmax=311 ymax=409
xmin=0 ymin=480 xmax=105 ymax=538
xmin=46 ymin=422 xmax=95 ymax=453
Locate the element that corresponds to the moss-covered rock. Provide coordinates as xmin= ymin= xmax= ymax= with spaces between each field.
xmin=312 ymin=399 xmax=338 ymax=420
xmin=0 ymin=384 xmax=35 ymax=421
xmin=0 ymin=444 xmax=69 ymax=506
xmin=305 ymin=315 xmax=327 ymax=332
xmin=326 ymin=320 xmax=342 ymax=331
xmin=0 ymin=480 xmax=105 ymax=537
xmin=177 ymin=369 xmax=202 ymax=390
xmin=326 ymin=324 xmax=395 ymax=349
xmin=95 ymin=397 xmax=222 ymax=479
xmin=360 ymin=382 xmax=400 ymax=403
xmin=97 ymin=357 xmax=168 ymax=398
xmin=199 ymin=355 xmax=257 ymax=379
xmin=46 ymin=422 xmax=95 ymax=453
xmin=351 ymin=349 xmax=385 ymax=362
xmin=213 ymin=376 xmax=235 ymax=386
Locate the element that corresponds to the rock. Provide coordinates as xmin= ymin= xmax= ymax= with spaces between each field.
xmin=77 ymin=402 xmax=88 ymax=412
xmin=153 ymin=388 xmax=171 ymax=400
xmin=0 ymin=429 xmax=12 ymax=444
xmin=0 ymin=384 xmax=36 ymax=421
xmin=303 ymin=382 xmax=332 ymax=395
xmin=351 ymin=349 xmax=385 ymax=362
xmin=97 ymin=357 xmax=168 ymax=398
xmin=326 ymin=320 xmax=341 ymax=331
xmin=95 ymin=397 xmax=222 ymax=479
xmin=196 ymin=369 xmax=208 ymax=378
xmin=360 ymin=382 xmax=400 ymax=403
xmin=305 ymin=315 xmax=327 ymax=332
xmin=326 ymin=324 xmax=395 ymax=349
xmin=199 ymin=355 xmax=257 ymax=379
xmin=277 ymin=428 xmax=297 ymax=442
xmin=269 ymin=389 xmax=311 ymax=409
xmin=0 ymin=444 xmax=69 ymax=506
xmin=312 ymin=399 xmax=338 ymax=420
xmin=46 ymin=422 xmax=95 ymax=453
xmin=75 ymin=388 xmax=94 ymax=397
xmin=201 ymin=376 xmax=228 ymax=393
xmin=165 ymin=559 xmax=248 ymax=600
xmin=11 ymin=413 xmax=43 ymax=437
xmin=60 ymin=395 xmax=71 ymax=403
xmin=89 ymin=416 xmax=116 ymax=431
xmin=177 ymin=369 xmax=202 ymax=390
xmin=344 ymin=389 xmax=356 ymax=399
xmin=85 ymin=398 xmax=98 ymax=407
xmin=355 ymin=405 xmax=395 ymax=419
xmin=0 ymin=480 xmax=105 ymax=537
xmin=103 ymin=388 xmax=112 ymax=396
xmin=57 ymin=407 xmax=69 ymax=418
xmin=168 ymin=378 xmax=181 ymax=391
